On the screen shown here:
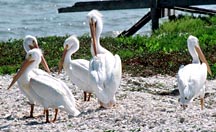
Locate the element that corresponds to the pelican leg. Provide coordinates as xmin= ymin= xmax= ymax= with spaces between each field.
xmin=29 ymin=104 xmax=34 ymax=118
xmin=28 ymin=104 xmax=44 ymax=118
xmin=84 ymin=91 xmax=87 ymax=101
xmin=99 ymin=101 xmax=105 ymax=108
xmin=52 ymin=109 xmax=58 ymax=122
xmin=87 ymin=93 xmax=91 ymax=101
xmin=200 ymin=98 xmax=204 ymax=110
xmin=45 ymin=109 xmax=50 ymax=123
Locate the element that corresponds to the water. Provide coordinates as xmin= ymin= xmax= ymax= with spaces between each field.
xmin=0 ymin=0 xmax=151 ymax=41
xmin=0 ymin=0 xmax=215 ymax=42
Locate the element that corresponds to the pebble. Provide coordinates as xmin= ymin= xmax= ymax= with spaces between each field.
xmin=0 ymin=72 xmax=216 ymax=131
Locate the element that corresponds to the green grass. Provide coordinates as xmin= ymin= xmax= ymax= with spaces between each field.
xmin=1 ymin=15 xmax=216 ymax=77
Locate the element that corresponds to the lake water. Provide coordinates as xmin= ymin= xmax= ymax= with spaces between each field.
xmin=0 ymin=0 xmax=215 ymax=42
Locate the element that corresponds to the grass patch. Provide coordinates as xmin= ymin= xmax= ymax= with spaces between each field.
xmin=1 ymin=15 xmax=216 ymax=77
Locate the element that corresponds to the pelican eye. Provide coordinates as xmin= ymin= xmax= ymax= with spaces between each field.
xmin=29 ymin=54 xmax=32 ymax=58
xmin=185 ymin=97 xmax=188 ymax=100
xmin=65 ymin=44 xmax=69 ymax=49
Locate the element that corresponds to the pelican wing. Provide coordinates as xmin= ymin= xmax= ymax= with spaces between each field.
xmin=29 ymin=74 xmax=76 ymax=109
xmin=107 ymin=54 xmax=122 ymax=93
xmin=89 ymin=54 xmax=108 ymax=103
xmin=177 ymin=63 xmax=207 ymax=102
xmin=72 ymin=59 xmax=89 ymax=69
xmin=66 ymin=59 xmax=91 ymax=92
xmin=89 ymin=53 xmax=122 ymax=104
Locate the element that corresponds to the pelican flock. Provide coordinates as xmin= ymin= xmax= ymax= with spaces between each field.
xmin=6 ymin=9 xmax=213 ymax=125
xmin=177 ymin=35 xmax=212 ymax=110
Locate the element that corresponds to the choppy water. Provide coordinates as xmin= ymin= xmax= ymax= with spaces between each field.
xmin=0 ymin=0 xmax=215 ymax=42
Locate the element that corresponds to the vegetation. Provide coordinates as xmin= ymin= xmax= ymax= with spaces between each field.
xmin=1 ymin=15 xmax=216 ymax=78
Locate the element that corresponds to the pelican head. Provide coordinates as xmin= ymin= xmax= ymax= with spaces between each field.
xmin=87 ymin=9 xmax=103 ymax=37
xmin=23 ymin=35 xmax=39 ymax=52
xmin=87 ymin=10 xmax=103 ymax=56
xmin=23 ymin=35 xmax=50 ymax=73
xmin=8 ymin=49 xmax=49 ymax=89
xmin=58 ymin=36 xmax=79 ymax=74
xmin=187 ymin=35 xmax=212 ymax=75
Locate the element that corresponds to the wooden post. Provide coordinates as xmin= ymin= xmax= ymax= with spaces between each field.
xmin=151 ymin=0 xmax=160 ymax=31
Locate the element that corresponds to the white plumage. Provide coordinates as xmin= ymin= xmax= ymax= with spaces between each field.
xmin=16 ymin=35 xmax=50 ymax=118
xmin=8 ymin=49 xmax=80 ymax=123
xmin=177 ymin=35 xmax=212 ymax=110
xmin=87 ymin=10 xmax=122 ymax=108
xmin=23 ymin=35 xmax=50 ymax=73
xmin=58 ymin=35 xmax=93 ymax=101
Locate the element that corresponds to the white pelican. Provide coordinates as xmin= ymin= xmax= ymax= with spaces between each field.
xmin=87 ymin=10 xmax=122 ymax=108
xmin=58 ymin=35 xmax=93 ymax=101
xmin=23 ymin=35 xmax=50 ymax=73
xmin=8 ymin=49 xmax=80 ymax=123
xmin=16 ymin=35 xmax=50 ymax=118
xmin=177 ymin=35 xmax=212 ymax=110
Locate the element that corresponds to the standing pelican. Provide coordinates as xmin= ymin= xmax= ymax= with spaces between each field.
xmin=177 ymin=35 xmax=212 ymax=110
xmin=87 ymin=10 xmax=122 ymax=108
xmin=17 ymin=35 xmax=50 ymax=118
xmin=58 ymin=35 xmax=93 ymax=101
xmin=8 ymin=49 xmax=80 ymax=123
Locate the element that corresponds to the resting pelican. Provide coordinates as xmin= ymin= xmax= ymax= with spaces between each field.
xmin=58 ymin=35 xmax=93 ymax=101
xmin=16 ymin=35 xmax=50 ymax=118
xmin=87 ymin=10 xmax=122 ymax=108
xmin=8 ymin=49 xmax=80 ymax=123
xmin=177 ymin=35 xmax=212 ymax=110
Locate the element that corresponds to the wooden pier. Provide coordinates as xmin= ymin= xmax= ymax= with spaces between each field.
xmin=58 ymin=0 xmax=216 ymax=37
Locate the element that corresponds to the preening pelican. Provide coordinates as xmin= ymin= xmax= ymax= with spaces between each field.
xmin=177 ymin=35 xmax=212 ymax=110
xmin=8 ymin=49 xmax=80 ymax=123
xmin=23 ymin=35 xmax=50 ymax=73
xmin=16 ymin=35 xmax=50 ymax=118
xmin=58 ymin=35 xmax=93 ymax=101
xmin=87 ymin=10 xmax=122 ymax=108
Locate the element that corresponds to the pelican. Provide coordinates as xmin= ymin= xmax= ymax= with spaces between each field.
xmin=177 ymin=35 xmax=212 ymax=110
xmin=58 ymin=35 xmax=93 ymax=101
xmin=8 ymin=49 xmax=80 ymax=123
xmin=87 ymin=10 xmax=122 ymax=108
xmin=23 ymin=35 xmax=50 ymax=74
xmin=16 ymin=35 xmax=50 ymax=118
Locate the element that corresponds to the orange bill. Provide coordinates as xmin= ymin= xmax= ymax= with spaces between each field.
xmin=89 ymin=18 xmax=97 ymax=56
xmin=8 ymin=59 xmax=35 ymax=89
xmin=195 ymin=45 xmax=212 ymax=75
xmin=58 ymin=45 xmax=68 ymax=74
xmin=41 ymin=55 xmax=50 ymax=73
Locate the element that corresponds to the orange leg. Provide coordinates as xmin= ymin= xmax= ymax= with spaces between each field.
xmin=52 ymin=109 xmax=58 ymax=122
xmin=45 ymin=109 xmax=50 ymax=123
xmin=28 ymin=104 xmax=45 ymax=118
xmin=29 ymin=104 xmax=34 ymax=118
xmin=43 ymin=109 xmax=46 ymax=115
xmin=87 ymin=93 xmax=91 ymax=101
xmin=200 ymin=98 xmax=204 ymax=110
xmin=84 ymin=91 xmax=87 ymax=101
